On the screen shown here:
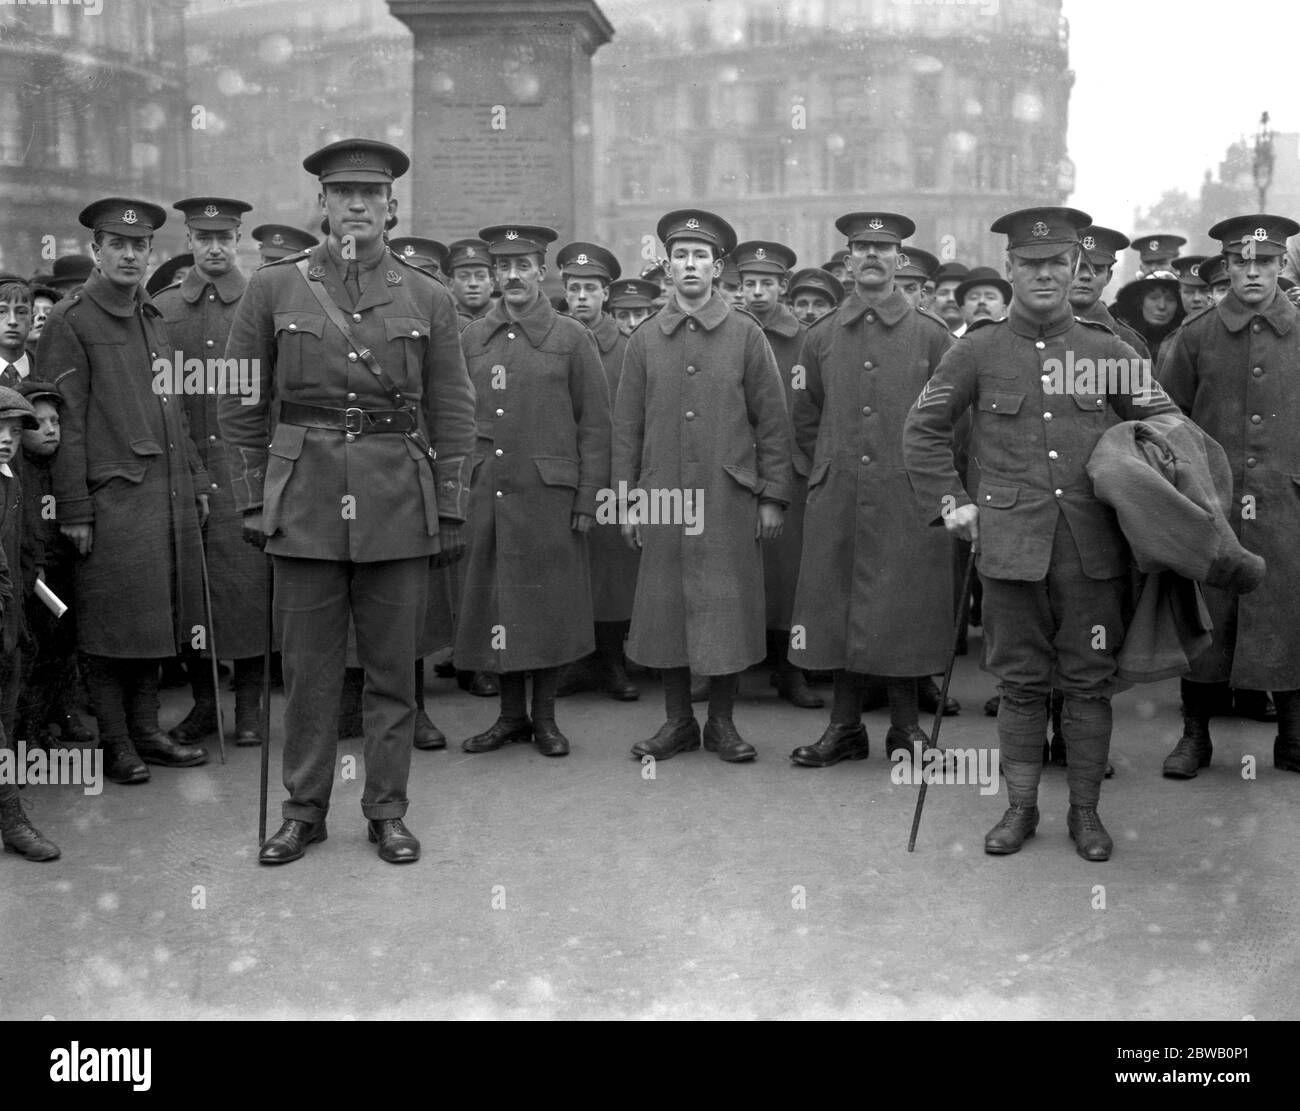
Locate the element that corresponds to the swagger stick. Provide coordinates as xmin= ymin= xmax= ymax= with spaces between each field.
xmin=907 ymin=548 xmax=977 ymax=852
xmin=259 ymin=553 xmax=273 ymax=846
xmin=196 ymin=539 xmax=227 ymax=765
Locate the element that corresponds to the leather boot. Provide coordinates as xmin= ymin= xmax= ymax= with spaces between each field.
xmin=467 ymin=671 xmax=499 ymax=697
xmin=772 ymin=654 xmax=824 ymax=709
xmin=531 ymin=668 xmax=569 ymax=756
xmin=886 ymin=724 xmax=935 ymax=764
xmin=984 ymin=805 xmax=1039 ymax=854
xmin=595 ymin=623 xmax=638 ymax=701
xmin=337 ymin=666 xmax=364 ymax=738
xmin=233 ymin=656 xmax=263 ymax=747
xmin=258 ymin=818 xmax=327 ymax=865
xmin=790 ymin=722 xmax=869 ymax=767
xmin=168 ymin=655 xmax=218 ymax=744
xmin=1 ymin=789 xmax=61 ymax=861
xmin=702 ymin=717 xmax=756 ymax=762
xmin=1163 ymin=679 xmax=1215 ymax=778
xmin=631 ymin=718 xmax=700 ymax=760
xmin=101 ymin=738 xmax=149 ymax=784
xmin=461 ymin=717 xmax=532 ymax=752
xmin=1272 ymin=688 xmax=1300 ymax=773
xmin=133 ymin=730 xmax=208 ymax=767
xmin=130 ymin=663 xmax=207 ymax=766
xmin=1067 ymin=805 xmax=1113 ymax=861
xmin=918 ymin=676 xmax=959 ymax=716
xmin=412 ymin=659 xmax=446 ymax=750
xmin=368 ymin=818 xmax=420 ymax=863
xmin=56 ymin=711 xmax=95 ymax=745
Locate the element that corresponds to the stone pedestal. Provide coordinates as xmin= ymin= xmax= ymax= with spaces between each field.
xmin=388 ymin=1 xmax=613 ymax=242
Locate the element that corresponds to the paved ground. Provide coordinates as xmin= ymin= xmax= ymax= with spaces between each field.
xmin=3 ymin=638 xmax=1297 ymax=1021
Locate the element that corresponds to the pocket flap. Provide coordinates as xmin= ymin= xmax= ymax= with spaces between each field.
xmin=273 ymin=311 xmax=325 ymax=339
xmin=129 ymin=438 xmax=163 ymax=456
xmin=534 ymin=455 xmax=580 ymax=489
xmin=978 ymin=391 xmax=1025 ymax=415
xmin=1072 ymin=393 xmax=1107 ymax=412
xmin=386 ymin=316 xmax=430 ymax=342
xmin=807 ymin=459 xmax=830 ymax=488
xmin=268 ymin=423 xmax=307 ymax=460
xmin=722 ymin=463 xmax=761 ymax=492
xmin=978 ymin=483 xmax=1020 ymax=509
xmin=87 ymin=460 xmax=147 ymax=485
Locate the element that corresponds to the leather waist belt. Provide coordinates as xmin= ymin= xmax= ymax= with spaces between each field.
xmin=279 ymin=401 xmax=417 ymax=435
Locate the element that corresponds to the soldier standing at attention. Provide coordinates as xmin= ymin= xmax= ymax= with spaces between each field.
xmin=250 ymin=225 xmax=319 ymax=266
xmin=445 ymin=239 xmax=493 ymax=330
xmin=787 ymin=268 xmax=843 ymax=326
xmin=454 ymin=225 xmax=611 ymax=758
xmin=613 ymin=210 xmax=792 ymax=764
xmin=1067 ymin=226 xmax=1150 ymax=360
xmin=607 ymin=278 xmax=658 ymax=337
xmin=221 ymin=140 xmax=475 ymax=865
xmin=904 ymin=207 xmax=1183 ymax=862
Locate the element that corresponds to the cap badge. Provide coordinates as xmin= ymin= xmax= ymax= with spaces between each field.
xmin=1031 ymin=221 xmax=1050 ymax=238
xmin=685 ymin=218 xmax=700 ymax=230
xmin=403 ymin=245 xmax=415 ymax=256
xmin=122 ymin=209 xmax=138 ymax=225
xmin=386 ymin=270 xmax=402 ymax=285
xmin=1190 ymin=263 xmax=1200 ymax=276
xmin=505 ymin=230 xmax=519 ymax=241
xmin=868 ymin=217 xmax=884 ymax=231
xmin=271 ymin=233 xmax=284 ymax=246
xmin=203 ymin=205 xmax=219 ymax=219
xmin=347 ymin=150 xmax=366 ymax=166
xmin=1254 ymin=227 xmax=1269 ymax=241
xmin=308 ymin=265 xmax=326 ymax=279
xmin=1148 ymin=239 xmax=1159 ymax=252
xmin=465 ymin=247 xmax=476 ymax=257
xmin=576 ymin=253 xmax=589 ymax=265
xmin=1082 ymin=235 xmax=1096 ymax=250
xmin=897 ymin=252 xmax=910 ymax=268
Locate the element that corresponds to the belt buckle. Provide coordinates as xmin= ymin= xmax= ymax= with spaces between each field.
xmin=343 ymin=407 xmax=365 ymax=435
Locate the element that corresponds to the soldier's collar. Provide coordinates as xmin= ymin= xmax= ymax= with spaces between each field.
xmin=755 ymin=300 xmax=802 ymax=339
xmin=485 ymin=290 xmax=557 ymax=346
xmin=1077 ymin=300 xmax=1113 ymax=325
xmin=1007 ymin=300 xmax=1073 ymax=339
xmin=837 ymin=287 xmax=910 ymax=328
xmin=589 ymin=312 xmax=621 ymax=353
xmin=1216 ymin=288 xmax=1296 ymax=335
xmin=180 ymin=264 xmax=246 ymax=305
xmin=82 ymin=269 xmax=152 ymax=319
xmin=657 ymin=290 xmax=730 ymax=334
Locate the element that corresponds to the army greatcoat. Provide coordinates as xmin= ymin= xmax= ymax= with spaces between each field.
xmin=612 ymin=291 xmax=792 ymax=675
xmin=789 ymin=289 xmax=954 ymax=675
xmin=39 ymin=271 xmax=208 ymax=658
xmin=1158 ymin=290 xmax=1300 ymax=690
xmin=453 ymin=292 xmax=611 ymax=672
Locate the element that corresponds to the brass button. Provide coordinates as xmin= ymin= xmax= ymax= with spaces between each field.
xmin=1251 ymin=414 xmax=1262 ymax=424
xmin=863 ymin=361 xmax=873 ymax=370
xmin=507 ymin=332 xmax=516 ymax=339
xmin=1048 ymin=450 xmax=1059 ymax=460
xmin=288 ymin=323 xmax=297 ymax=331
xmin=1247 ymin=457 xmax=1258 ymax=468
xmin=1035 ymin=340 xmax=1045 ymax=350
xmin=1253 ymin=366 xmax=1263 ymax=377
xmin=348 ymin=352 xmax=358 ymax=362
xmin=687 ymin=365 xmax=696 ymax=374
xmin=1043 ymin=411 xmax=1052 ymax=421
xmin=208 ymin=294 xmax=215 ymax=302
xmin=209 ymin=434 xmax=217 ymax=442
xmin=347 ymin=392 xmax=357 ymax=401
xmin=495 ymin=448 xmax=503 ymax=457
xmin=495 ymin=408 xmax=504 ymax=417
xmin=861 ymin=454 xmax=870 ymax=464
xmin=206 ymin=339 xmax=214 ymax=348
xmin=862 ymin=406 xmax=872 ymax=416
xmin=345 ymin=433 xmax=356 ymax=442
xmin=1252 ymin=322 xmax=1262 ymax=333
xmin=495 ymin=490 xmax=504 ymax=498
xmin=688 ymin=320 xmax=697 ymax=331
xmin=411 ymin=330 xmax=419 ymax=337
xmin=991 ymin=402 xmax=998 ymax=410
xmin=685 ymin=411 xmax=695 ymax=420
xmin=984 ymin=494 xmax=992 ymax=502
xmin=1054 ymin=488 xmax=1063 ymax=497
xmin=352 ymin=313 xmax=362 ymax=322
xmin=211 ymin=482 xmax=219 ymax=490
xmin=865 ymin=313 xmax=875 ymax=323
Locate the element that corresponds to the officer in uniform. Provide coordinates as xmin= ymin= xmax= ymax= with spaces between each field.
xmin=893 ymin=247 xmax=939 ymax=311
xmin=1157 ymin=213 xmax=1300 ymax=777
xmin=155 ymin=197 xmax=269 ymax=748
xmin=221 ymin=139 xmax=475 ymax=864
xmin=787 ymin=267 xmax=843 ymax=325
xmin=446 ymin=238 xmax=493 ymax=329
xmin=555 ymin=241 xmax=639 ymax=701
xmin=1068 ymin=226 xmax=1150 ymax=359
xmin=904 ymin=206 xmax=1182 ymax=862
xmin=607 ymin=278 xmax=658 ymax=336
xmin=1131 ymin=233 xmax=1186 ymax=278
xmin=454 ymin=224 xmax=611 ymax=757
xmin=389 ymin=237 xmax=450 ymax=283
xmin=39 ymin=198 xmax=212 ymax=783
xmin=251 ymin=225 xmax=320 ymax=265
xmin=732 ymin=239 xmax=820 ymax=710
xmin=787 ymin=212 xmax=954 ymax=768
xmin=613 ymin=209 xmax=792 ymax=764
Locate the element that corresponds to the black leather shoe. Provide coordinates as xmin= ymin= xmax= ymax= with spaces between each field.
xmin=532 ymin=719 xmax=570 ymax=757
xmin=102 ymin=741 xmax=150 ymax=784
xmin=790 ymin=722 xmax=869 ymax=767
xmin=600 ymin=658 xmax=639 ymax=702
xmin=1 ymin=795 xmax=61 ymax=861
xmin=167 ymin=704 xmax=217 ymax=745
xmin=134 ymin=731 xmax=208 ymax=767
xmin=1274 ymin=736 xmax=1300 ymax=773
xmin=918 ymin=677 xmax=960 ymax=717
xmin=433 ymin=660 xmax=457 ymax=679
xmin=1067 ymin=805 xmax=1113 ymax=861
xmin=413 ymin=709 xmax=447 ymax=750
xmin=631 ymin=718 xmax=701 ymax=760
xmin=462 ymin=717 xmax=531 ymax=753
xmin=984 ymin=805 xmax=1039 ymax=854
xmin=468 ymin=672 xmax=499 ymax=698
xmin=234 ymin=729 xmax=263 ymax=747
xmin=259 ymin=818 xmax=327 ymax=865
xmin=703 ymin=717 xmax=756 ymax=762
xmin=771 ymin=670 xmax=825 ymax=709
xmin=368 ymin=818 xmax=420 ymax=863
xmin=885 ymin=725 xmax=931 ymax=763
xmin=983 ymin=694 xmax=1000 ymax=717
xmin=1163 ymin=728 xmax=1212 ymax=779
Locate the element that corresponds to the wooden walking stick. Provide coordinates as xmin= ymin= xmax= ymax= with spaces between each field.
xmin=196 ymin=540 xmax=227 ymax=765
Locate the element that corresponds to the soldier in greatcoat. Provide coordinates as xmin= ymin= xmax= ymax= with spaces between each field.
xmin=613 ymin=209 xmax=793 ymax=764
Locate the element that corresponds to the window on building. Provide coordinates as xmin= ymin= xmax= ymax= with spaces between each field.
xmin=747 ymin=146 xmax=783 ymax=195
xmin=691 ymin=88 xmax=710 ymax=128
xmin=753 ymin=81 xmax=781 ymax=127
xmin=0 ymin=85 xmax=23 ymax=165
xmin=832 ymin=76 xmax=862 ymax=119
xmin=914 ymin=73 xmax=941 ymax=121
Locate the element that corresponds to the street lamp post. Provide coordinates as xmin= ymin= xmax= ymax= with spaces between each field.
xmin=1253 ymin=110 xmax=1274 ymax=211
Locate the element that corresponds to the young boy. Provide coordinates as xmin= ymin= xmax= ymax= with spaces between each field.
xmin=0 ymin=274 xmax=34 ymax=384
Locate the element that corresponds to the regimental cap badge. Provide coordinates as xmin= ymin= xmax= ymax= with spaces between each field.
xmin=271 ymin=233 xmax=284 ymax=246
xmin=122 ymin=209 xmax=138 ymax=225
xmin=505 ymin=229 xmax=519 ymax=240
xmin=576 ymin=253 xmax=588 ymax=265
xmin=1149 ymin=239 xmax=1159 ymax=252
xmin=1082 ymin=235 xmax=1096 ymax=250
xmin=1254 ymin=227 xmax=1269 ymax=241
xmin=203 ymin=204 xmax=219 ymax=219
xmin=348 ymin=150 xmax=366 ymax=166
xmin=466 ymin=246 xmax=476 ymax=257
xmin=685 ymin=218 xmax=700 ymax=230
xmin=897 ymin=251 xmax=910 ymax=268
xmin=1190 ymin=262 xmax=1200 ymax=276
xmin=868 ymin=217 xmax=884 ymax=231
xmin=1032 ymin=221 xmax=1050 ymax=238
xmin=403 ymin=245 xmax=415 ymax=256
xmin=754 ymin=247 xmax=766 ymax=260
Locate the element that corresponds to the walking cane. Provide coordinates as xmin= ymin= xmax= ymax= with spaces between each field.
xmin=907 ymin=547 xmax=977 ymax=852
xmin=196 ymin=539 xmax=227 ymax=765
xmin=259 ymin=553 xmax=273 ymax=846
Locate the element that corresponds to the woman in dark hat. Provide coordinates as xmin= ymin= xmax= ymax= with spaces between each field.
xmin=1112 ymin=270 xmax=1185 ymax=364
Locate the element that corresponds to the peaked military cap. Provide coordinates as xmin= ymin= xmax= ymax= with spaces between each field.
xmin=835 ymin=212 xmax=916 ymax=245
xmin=821 ymin=248 xmax=850 ymax=272
xmin=717 ymin=258 xmax=741 ymax=285
xmin=956 ymin=265 xmax=1012 ymax=305
xmin=656 ymin=209 xmax=737 ymax=256
xmin=79 ymin=197 xmax=167 ymax=237
xmin=478 ymin=224 xmax=558 ymax=257
xmin=895 ymin=247 xmax=940 ymax=280
xmin=173 ymin=196 xmax=251 ymax=231
xmin=1208 ymin=214 xmax=1300 ymax=258
xmin=991 ymin=206 xmax=1090 ymax=259
xmin=732 ymin=240 xmax=797 ymax=275
xmin=607 ymin=278 xmax=659 ymax=309
xmin=16 ymin=379 xmax=63 ymax=409
xmin=556 ymin=242 xmax=621 ymax=283
xmin=389 ymin=237 xmax=450 ymax=274
xmin=1197 ymin=254 xmax=1230 ymax=286
xmin=788 ymin=267 xmax=845 ymax=304
xmin=447 ymin=239 xmax=491 ymax=271
xmin=251 ymin=224 xmax=319 ymax=259
xmin=1078 ymin=225 xmax=1130 ymax=268
xmin=1131 ymin=232 xmax=1186 ymax=265
xmin=303 ymin=138 xmax=409 ymax=183
xmin=1170 ymin=255 xmax=1208 ymax=286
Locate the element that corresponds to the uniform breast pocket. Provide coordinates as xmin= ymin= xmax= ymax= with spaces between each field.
xmin=273 ymin=312 xmax=325 ymax=388
xmin=385 ymin=316 xmax=430 ymax=391
xmin=977 ymin=390 xmax=1025 ymax=417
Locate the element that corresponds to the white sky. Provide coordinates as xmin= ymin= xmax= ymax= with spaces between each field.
xmin=1064 ymin=0 xmax=1300 ymax=227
